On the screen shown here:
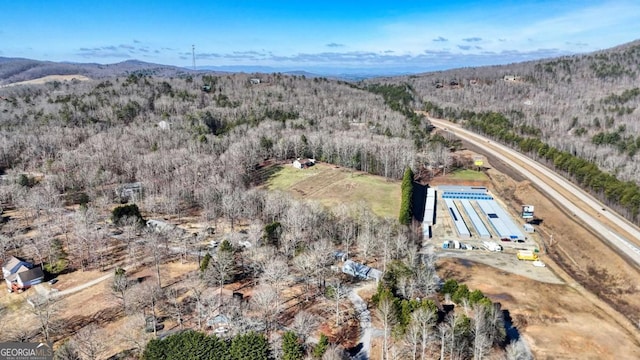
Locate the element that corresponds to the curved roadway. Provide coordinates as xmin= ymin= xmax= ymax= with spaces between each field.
xmin=427 ymin=117 xmax=640 ymax=267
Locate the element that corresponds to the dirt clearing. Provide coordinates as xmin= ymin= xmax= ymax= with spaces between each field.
xmin=439 ymin=258 xmax=640 ymax=359
xmin=432 ymin=146 xmax=640 ymax=358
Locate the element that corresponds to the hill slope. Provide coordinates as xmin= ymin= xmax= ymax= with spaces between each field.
xmin=382 ymin=40 xmax=640 ymax=182
xmin=0 ymin=57 xmax=194 ymax=84
xmin=372 ymin=40 xmax=640 ymax=221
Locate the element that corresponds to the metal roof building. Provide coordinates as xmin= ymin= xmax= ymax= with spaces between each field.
xmin=444 ymin=199 xmax=470 ymax=238
xmin=342 ymin=260 xmax=383 ymax=282
xmin=423 ymin=187 xmax=436 ymax=226
xmin=460 ymin=199 xmax=492 ymax=238
xmin=440 ymin=186 xmax=493 ymax=200
xmin=476 ymin=200 xmax=524 ymax=240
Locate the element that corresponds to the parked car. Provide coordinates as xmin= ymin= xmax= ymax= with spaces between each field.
xmin=48 ymin=279 xmax=58 ymax=285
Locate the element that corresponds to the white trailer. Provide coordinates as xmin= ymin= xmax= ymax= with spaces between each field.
xmin=482 ymin=241 xmax=503 ymax=252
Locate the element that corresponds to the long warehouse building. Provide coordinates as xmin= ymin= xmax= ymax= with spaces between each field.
xmin=444 ymin=198 xmax=471 ymax=238
xmin=476 ymin=199 xmax=524 ymax=240
xmin=459 ymin=199 xmax=492 ymax=238
xmin=440 ymin=185 xmax=493 ymax=200
xmin=424 ymin=187 xmax=436 ymax=226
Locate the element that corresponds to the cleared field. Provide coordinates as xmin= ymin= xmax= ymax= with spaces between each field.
xmin=1 ymin=74 xmax=91 ymax=87
xmin=447 ymin=169 xmax=489 ymax=181
xmin=265 ymin=163 xmax=401 ymax=218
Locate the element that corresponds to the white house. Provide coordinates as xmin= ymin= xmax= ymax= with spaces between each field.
xmin=293 ymin=158 xmax=316 ymax=169
xmin=3 ymin=256 xmax=44 ymax=291
xmin=504 ymin=75 xmax=522 ymax=82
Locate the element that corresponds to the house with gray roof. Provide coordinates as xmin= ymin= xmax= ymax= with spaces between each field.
xmin=3 ymin=256 xmax=44 ymax=292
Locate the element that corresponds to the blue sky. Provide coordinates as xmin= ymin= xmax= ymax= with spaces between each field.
xmin=2 ymin=0 xmax=639 ymax=73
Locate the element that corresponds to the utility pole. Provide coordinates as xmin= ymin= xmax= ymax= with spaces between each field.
xmin=192 ymin=45 xmax=196 ymax=71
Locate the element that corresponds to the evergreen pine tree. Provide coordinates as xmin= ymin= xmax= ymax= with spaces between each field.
xmin=399 ymin=167 xmax=414 ymax=225
xmin=282 ymin=331 xmax=304 ymax=360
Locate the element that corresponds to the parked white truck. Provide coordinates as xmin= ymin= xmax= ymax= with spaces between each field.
xmin=482 ymin=241 xmax=503 ymax=252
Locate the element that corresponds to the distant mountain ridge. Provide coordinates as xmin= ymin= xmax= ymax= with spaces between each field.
xmin=0 ymin=57 xmax=415 ymax=85
xmin=0 ymin=57 xmax=195 ymax=85
xmin=2 ymin=39 xmax=640 ymax=85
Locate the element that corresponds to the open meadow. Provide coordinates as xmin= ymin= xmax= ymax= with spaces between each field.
xmin=264 ymin=162 xmax=401 ymax=219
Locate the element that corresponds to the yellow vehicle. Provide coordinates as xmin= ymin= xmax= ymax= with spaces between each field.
xmin=517 ymin=250 xmax=539 ymax=261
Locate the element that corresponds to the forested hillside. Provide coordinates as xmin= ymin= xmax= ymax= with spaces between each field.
xmin=380 ymin=40 xmax=640 ymax=222
xmin=0 ymin=73 xmax=426 ymax=208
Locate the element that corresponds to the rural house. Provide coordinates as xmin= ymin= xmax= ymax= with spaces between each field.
xmin=292 ymin=158 xmax=316 ymax=169
xmin=116 ymin=182 xmax=143 ymax=203
xmin=342 ymin=260 xmax=382 ymax=282
xmin=504 ymin=75 xmax=522 ymax=82
xmin=2 ymin=256 xmax=45 ymax=292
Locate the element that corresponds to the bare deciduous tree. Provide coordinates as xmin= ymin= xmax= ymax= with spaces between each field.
xmin=145 ymin=230 xmax=169 ymax=288
xmin=130 ymin=281 xmax=164 ymax=337
xmin=505 ymin=338 xmax=533 ymax=360
xmin=405 ymin=320 xmax=421 ymax=360
xmin=111 ymin=267 xmax=130 ymax=313
xmin=260 ymin=256 xmax=290 ymax=294
xmin=71 ymin=323 xmax=106 ymax=360
xmin=118 ymin=314 xmax=154 ymax=356
xmin=251 ymin=284 xmax=282 ymax=334
xmin=166 ymin=286 xmax=186 ymax=330
xmin=30 ymin=295 xmax=59 ymax=343
xmin=291 ymin=311 xmax=319 ymax=343
xmin=412 ymin=307 xmax=436 ymax=360
xmin=120 ymin=215 xmax=142 ymax=266
xmin=204 ymin=248 xmax=235 ymax=308
xmin=377 ymin=296 xmax=396 ymax=360
xmin=472 ymin=304 xmax=492 ymax=360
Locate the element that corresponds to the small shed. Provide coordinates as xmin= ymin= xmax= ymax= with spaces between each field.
xmin=334 ymin=251 xmax=347 ymax=262
xmin=523 ymin=223 xmax=535 ymax=233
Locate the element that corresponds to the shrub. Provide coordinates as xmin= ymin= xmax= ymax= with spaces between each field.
xmin=111 ymin=204 xmax=144 ymax=226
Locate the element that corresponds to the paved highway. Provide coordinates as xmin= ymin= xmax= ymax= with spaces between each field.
xmin=427 ymin=117 xmax=640 ymax=267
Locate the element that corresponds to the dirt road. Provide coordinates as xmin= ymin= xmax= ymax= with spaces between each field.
xmin=348 ymin=287 xmax=373 ymax=360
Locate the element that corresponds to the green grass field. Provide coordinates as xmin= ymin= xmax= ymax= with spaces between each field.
xmin=265 ymin=163 xmax=401 ymax=218
xmin=448 ymin=169 xmax=489 ymax=181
